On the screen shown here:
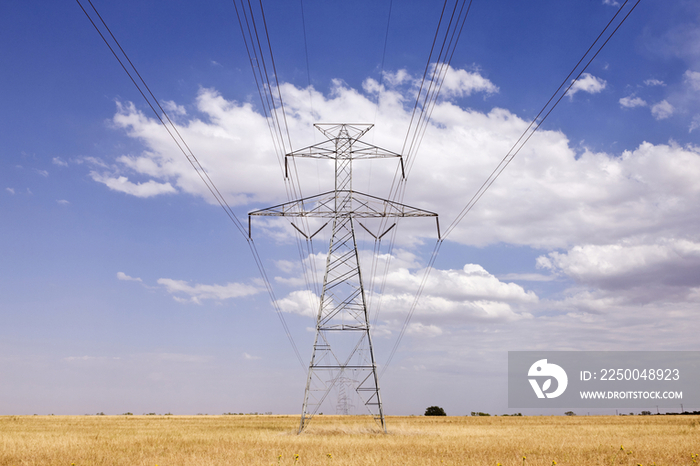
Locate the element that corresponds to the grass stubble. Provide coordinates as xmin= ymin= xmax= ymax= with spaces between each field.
xmin=0 ymin=414 xmax=697 ymax=465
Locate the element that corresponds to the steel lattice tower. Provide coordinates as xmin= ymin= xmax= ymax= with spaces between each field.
xmin=249 ymin=124 xmax=438 ymax=433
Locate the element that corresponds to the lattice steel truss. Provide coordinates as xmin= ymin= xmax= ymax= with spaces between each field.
xmin=249 ymin=124 xmax=438 ymax=433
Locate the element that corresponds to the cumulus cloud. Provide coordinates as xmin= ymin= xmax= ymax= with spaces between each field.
xmin=568 ymin=73 xmax=607 ymax=98
xmin=644 ymin=78 xmax=665 ymax=87
xmin=52 ymin=157 xmax=68 ymax=167
xmin=619 ymin=95 xmax=647 ymax=108
xmin=157 ymin=278 xmax=260 ymax=304
xmin=406 ymin=322 xmax=443 ymax=337
xmin=498 ymin=273 xmax=556 ymax=282
xmin=162 ymin=100 xmax=187 ymax=116
xmin=372 ymin=263 xmax=536 ymax=328
xmin=90 ymin=172 xmax=177 ymax=198
xmin=276 ymin=289 xmax=318 ymax=317
xmin=89 ymin=69 xmax=700 ymax=345
xmin=437 ymin=65 xmax=499 ymax=98
xmin=538 ymin=238 xmax=700 ymax=297
xmin=651 ymin=100 xmax=674 ymax=120
xmin=117 ymin=272 xmax=142 ymax=282
xmin=90 ymin=70 xmax=700 ymax=254
xmin=275 ymin=260 xmax=536 ymax=337
xmin=684 ymin=70 xmax=700 ymax=91
xmin=385 ymin=264 xmax=538 ymax=305
xmin=375 ymin=65 xmax=498 ymax=100
xmin=691 ymin=115 xmax=700 ymax=133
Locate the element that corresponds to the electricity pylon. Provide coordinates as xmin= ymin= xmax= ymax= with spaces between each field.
xmin=249 ymin=123 xmax=439 ymax=433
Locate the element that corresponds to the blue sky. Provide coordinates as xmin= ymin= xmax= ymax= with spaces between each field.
xmin=1 ymin=0 xmax=700 ymax=417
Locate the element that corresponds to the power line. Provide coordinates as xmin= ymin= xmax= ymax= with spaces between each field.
xmin=370 ymin=0 xmax=473 ymax=337
xmin=373 ymin=0 xmax=394 ymax=123
xmin=299 ymin=0 xmax=314 ymax=116
xmin=77 ymin=0 xmax=305 ymax=369
xmin=381 ymin=0 xmax=642 ymax=375
xmin=233 ymin=0 xmax=323 ymax=305
xmin=441 ymin=0 xmax=642 ymax=239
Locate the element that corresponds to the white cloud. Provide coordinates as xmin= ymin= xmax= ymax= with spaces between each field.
xmin=619 ymin=95 xmax=647 ymax=108
xmin=538 ymin=238 xmax=700 ymax=304
xmin=568 ymin=73 xmax=606 ymax=98
xmin=275 ymin=261 xmax=536 ymax=332
xmin=5 ymin=187 xmax=15 ymax=195
xmin=93 ymin=69 xmax=700 ymax=255
xmin=163 ymin=100 xmax=187 ymax=116
xmin=691 ymin=115 xmax=700 ymax=133
xmin=156 ymin=278 xmax=260 ymax=304
xmin=651 ymin=100 xmax=674 ymax=119
xmin=243 ymin=352 xmax=261 ymax=360
xmin=90 ymin=172 xmax=177 ymax=198
xmin=437 ymin=65 xmax=499 ymax=98
xmin=56 ymin=199 xmax=70 ymax=206
xmin=63 ymin=356 xmax=98 ymax=362
xmin=117 ymin=272 xmax=142 ymax=282
xmin=36 ymin=169 xmax=49 ymax=177
xmin=602 ymin=0 xmax=620 ymax=6
xmin=644 ymin=78 xmax=665 ymax=87
xmin=385 ymin=264 xmax=538 ymax=304
xmin=498 ymin=273 xmax=556 ymax=282
xmin=52 ymin=157 xmax=68 ymax=167
xmin=684 ymin=70 xmax=700 ymax=91
xmin=381 ymin=69 xmax=411 ymax=87
xmin=375 ymin=65 xmax=498 ymax=99
xmin=76 ymin=65 xmax=700 ymax=364
xmin=406 ymin=322 xmax=443 ymax=337
xmin=275 ymin=289 xmax=318 ymax=317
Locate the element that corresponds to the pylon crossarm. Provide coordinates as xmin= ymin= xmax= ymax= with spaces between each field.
xmin=286 ymin=139 xmax=402 ymax=161
xmin=248 ymin=191 xmax=437 ymax=219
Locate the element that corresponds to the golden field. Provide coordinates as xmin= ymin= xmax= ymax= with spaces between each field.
xmin=0 ymin=414 xmax=698 ymax=466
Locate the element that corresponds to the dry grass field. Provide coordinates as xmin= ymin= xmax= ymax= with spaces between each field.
xmin=0 ymin=414 xmax=698 ymax=466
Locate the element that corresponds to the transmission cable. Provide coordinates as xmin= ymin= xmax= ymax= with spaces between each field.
xmin=77 ymin=0 xmax=305 ymax=370
xmin=442 ymin=0 xmax=641 ymax=239
xmin=381 ymin=0 xmax=642 ymax=376
xmin=369 ymin=0 xmax=473 ymax=330
xmin=233 ymin=0 xmax=322 ymax=309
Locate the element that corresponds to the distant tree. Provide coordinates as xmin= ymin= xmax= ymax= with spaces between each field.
xmin=564 ymin=411 xmax=576 ymax=416
xmin=425 ymin=406 xmax=447 ymax=416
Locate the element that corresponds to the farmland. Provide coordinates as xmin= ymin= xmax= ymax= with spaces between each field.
xmin=0 ymin=414 xmax=697 ymax=465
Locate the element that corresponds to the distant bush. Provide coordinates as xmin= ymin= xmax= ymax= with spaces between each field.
xmin=564 ymin=411 xmax=576 ymax=416
xmin=470 ymin=411 xmax=490 ymax=416
xmin=425 ymin=406 xmax=447 ymax=416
